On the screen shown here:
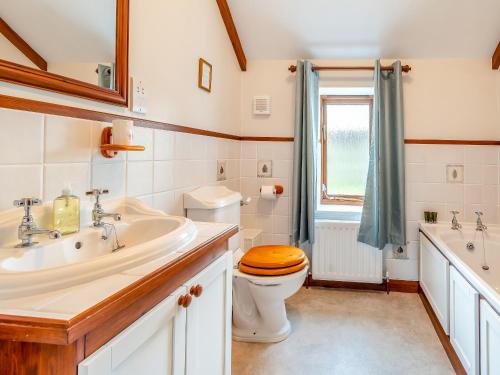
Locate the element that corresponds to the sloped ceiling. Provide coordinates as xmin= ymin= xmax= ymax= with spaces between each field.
xmin=0 ymin=0 xmax=116 ymax=63
xmin=227 ymin=0 xmax=500 ymax=59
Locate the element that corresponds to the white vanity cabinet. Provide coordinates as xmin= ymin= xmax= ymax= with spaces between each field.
xmin=78 ymin=286 xmax=187 ymax=375
xmin=420 ymin=234 xmax=450 ymax=333
xmin=185 ymin=250 xmax=232 ymax=375
xmin=480 ymin=300 xmax=500 ymax=375
xmin=78 ymin=252 xmax=232 ymax=375
xmin=449 ymin=266 xmax=479 ymax=375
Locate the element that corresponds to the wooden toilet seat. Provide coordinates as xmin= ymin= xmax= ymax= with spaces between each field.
xmin=239 ymin=245 xmax=308 ymax=276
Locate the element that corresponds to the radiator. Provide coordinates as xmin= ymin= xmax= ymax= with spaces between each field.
xmin=312 ymin=220 xmax=383 ymax=283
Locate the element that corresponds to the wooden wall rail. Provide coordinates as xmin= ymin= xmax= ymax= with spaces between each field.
xmin=3 ymin=94 xmax=500 ymax=146
xmin=405 ymin=139 xmax=500 ymax=146
xmin=0 ymin=94 xmax=292 ymax=142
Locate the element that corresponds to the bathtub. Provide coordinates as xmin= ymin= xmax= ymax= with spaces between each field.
xmin=420 ymin=222 xmax=500 ymax=314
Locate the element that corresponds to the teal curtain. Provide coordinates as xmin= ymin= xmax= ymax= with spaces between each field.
xmin=292 ymin=61 xmax=319 ymax=248
xmin=358 ymin=60 xmax=406 ymax=249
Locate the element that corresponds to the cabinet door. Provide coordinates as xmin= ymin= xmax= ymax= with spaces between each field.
xmin=185 ymin=252 xmax=232 ymax=375
xmin=78 ymin=286 xmax=187 ymax=375
xmin=449 ymin=266 xmax=479 ymax=375
xmin=420 ymin=235 xmax=450 ymax=333
xmin=480 ymin=299 xmax=500 ymax=375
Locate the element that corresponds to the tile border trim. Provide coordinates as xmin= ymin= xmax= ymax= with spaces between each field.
xmin=2 ymin=94 xmax=499 ymax=146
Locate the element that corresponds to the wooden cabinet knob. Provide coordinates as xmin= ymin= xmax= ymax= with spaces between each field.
xmin=190 ymin=284 xmax=203 ymax=298
xmin=178 ymin=294 xmax=192 ymax=308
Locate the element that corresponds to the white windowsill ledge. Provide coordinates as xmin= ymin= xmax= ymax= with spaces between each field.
xmin=315 ymin=204 xmax=362 ymax=222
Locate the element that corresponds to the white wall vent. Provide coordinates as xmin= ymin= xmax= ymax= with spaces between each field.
xmin=253 ymin=96 xmax=271 ymax=115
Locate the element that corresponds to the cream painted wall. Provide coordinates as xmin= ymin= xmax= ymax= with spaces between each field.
xmin=241 ymin=59 xmax=500 ymax=140
xmin=0 ymin=34 xmax=37 ymax=69
xmin=0 ymin=0 xmax=242 ymax=135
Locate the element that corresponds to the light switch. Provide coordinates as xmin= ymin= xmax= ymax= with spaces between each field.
xmin=131 ymin=77 xmax=147 ymax=114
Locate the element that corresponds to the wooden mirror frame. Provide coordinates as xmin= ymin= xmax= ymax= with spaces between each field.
xmin=0 ymin=0 xmax=129 ymax=107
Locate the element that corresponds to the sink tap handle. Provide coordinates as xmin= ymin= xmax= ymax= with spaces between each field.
xmin=13 ymin=197 xmax=42 ymax=207
xmin=86 ymin=189 xmax=109 ymax=205
xmin=86 ymin=189 xmax=109 ymax=197
xmin=474 ymin=211 xmax=483 ymax=217
xmin=13 ymin=197 xmax=42 ymax=218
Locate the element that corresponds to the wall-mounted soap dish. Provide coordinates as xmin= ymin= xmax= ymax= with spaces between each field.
xmin=100 ymin=127 xmax=145 ymax=158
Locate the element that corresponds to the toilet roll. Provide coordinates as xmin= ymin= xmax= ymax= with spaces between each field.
xmin=260 ymin=185 xmax=276 ymax=200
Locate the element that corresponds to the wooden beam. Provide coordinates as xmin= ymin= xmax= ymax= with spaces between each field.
xmin=493 ymin=42 xmax=500 ymax=70
xmin=215 ymin=0 xmax=247 ymax=71
xmin=0 ymin=17 xmax=47 ymax=71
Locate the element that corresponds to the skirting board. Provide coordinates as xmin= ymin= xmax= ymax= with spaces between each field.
xmin=305 ymin=275 xmax=419 ymax=294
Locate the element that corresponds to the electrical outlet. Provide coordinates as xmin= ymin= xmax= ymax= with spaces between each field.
xmin=392 ymin=245 xmax=408 ymax=259
xmin=131 ymin=77 xmax=147 ymax=114
xmin=217 ymin=160 xmax=227 ymax=181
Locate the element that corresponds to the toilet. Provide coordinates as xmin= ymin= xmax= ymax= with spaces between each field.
xmin=184 ymin=186 xmax=308 ymax=343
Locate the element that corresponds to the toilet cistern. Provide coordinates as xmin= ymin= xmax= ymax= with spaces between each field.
xmin=14 ymin=197 xmax=61 ymax=247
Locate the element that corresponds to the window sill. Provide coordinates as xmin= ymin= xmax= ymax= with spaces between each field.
xmin=315 ymin=204 xmax=362 ymax=221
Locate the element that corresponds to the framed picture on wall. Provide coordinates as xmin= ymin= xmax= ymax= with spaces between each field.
xmin=198 ymin=58 xmax=212 ymax=92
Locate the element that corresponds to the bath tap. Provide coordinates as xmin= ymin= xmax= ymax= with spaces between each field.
xmin=450 ymin=211 xmax=462 ymax=230
xmin=475 ymin=211 xmax=487 ymax=232
xmin=86 ymin=189 xmax=122 ymax=227
xmin=14 ymin=198 xmax=61 ymax=247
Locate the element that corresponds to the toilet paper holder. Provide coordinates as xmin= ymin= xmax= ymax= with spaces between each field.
xmin=259 ymin=185 xmax=284 ymax=195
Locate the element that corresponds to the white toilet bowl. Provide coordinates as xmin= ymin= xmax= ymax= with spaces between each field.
xmin=232 ymin=249 xmax=308 ymax=343
xmin=183 ymin=186 xmax=307 ymax=343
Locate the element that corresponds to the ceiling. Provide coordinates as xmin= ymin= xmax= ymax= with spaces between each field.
xmin=227 ymin=0 xmax=500 ymax=60
xmin=0 ymin=0 xmax=116 ymax=63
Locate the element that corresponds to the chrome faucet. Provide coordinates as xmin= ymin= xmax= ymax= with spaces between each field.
xmin=14 ymin=198 xmax=61 ymax=247
xmin=86 ymin=189 xmax=122 ymax=227
xmin=475 ymin=211 xmax=487 ymax=232
xmin=450 ymin=211 xmax=462 ymax=230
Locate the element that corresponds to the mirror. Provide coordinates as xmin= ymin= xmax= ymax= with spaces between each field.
xmin=0 ymin=0 xmax=128 ymax=106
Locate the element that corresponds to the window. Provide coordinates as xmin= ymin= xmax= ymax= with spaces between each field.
xmin=320 ymin=95 xmax=372 ymax=205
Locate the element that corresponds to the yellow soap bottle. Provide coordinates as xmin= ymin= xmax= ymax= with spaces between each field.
xmin=53 ymin=184 xmax=80 ymax=235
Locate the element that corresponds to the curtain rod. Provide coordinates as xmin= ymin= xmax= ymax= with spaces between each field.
xmin=288 ymin=64 xmax=411 ymax=73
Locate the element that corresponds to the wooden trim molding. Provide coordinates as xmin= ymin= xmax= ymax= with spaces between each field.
xmin=306 ymin=276 xmax=420 ymax=294
xmin=0 ymin=94 xmax=289 ymax=142
xmin=215 ymin=0 xmax=247 ymax=71
xmin=419 ymin=288 xmax=467 ymax=375
xmin=240 ymin=136 xmax=294 ymax=142
xmin=0 ymin=17 xmax=47 ymax=71
xmin=405 ymin=139 xmax=500 ymax=146
xmin=493 ymin=42 xmax=500 ymax=70
xmin=0 ymin=0 xmax=129 ymax=107
xmin=6 ymin=93 xmax=500 ymax=147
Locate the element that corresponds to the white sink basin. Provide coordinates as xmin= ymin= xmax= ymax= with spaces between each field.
xmin=0 ymin=198 xmax=197 ymax=299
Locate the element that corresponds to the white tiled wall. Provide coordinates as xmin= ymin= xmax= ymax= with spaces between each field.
xmin=0 ymin=108 xmax=240 ymax=215
xmin=239 ymin=141 xmax=294 ymax=245
xmin=4 ymin=107 xmax=496 ymax=282
xmin=386 ymin=143 xmax=500 ymax=280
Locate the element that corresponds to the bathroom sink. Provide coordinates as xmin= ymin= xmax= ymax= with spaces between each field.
xmin=0 ymin=198 xmax=197 ymax=299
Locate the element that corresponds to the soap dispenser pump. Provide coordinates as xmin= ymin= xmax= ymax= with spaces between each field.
xmin=53 ymin=184 xmax=80 ymax=235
